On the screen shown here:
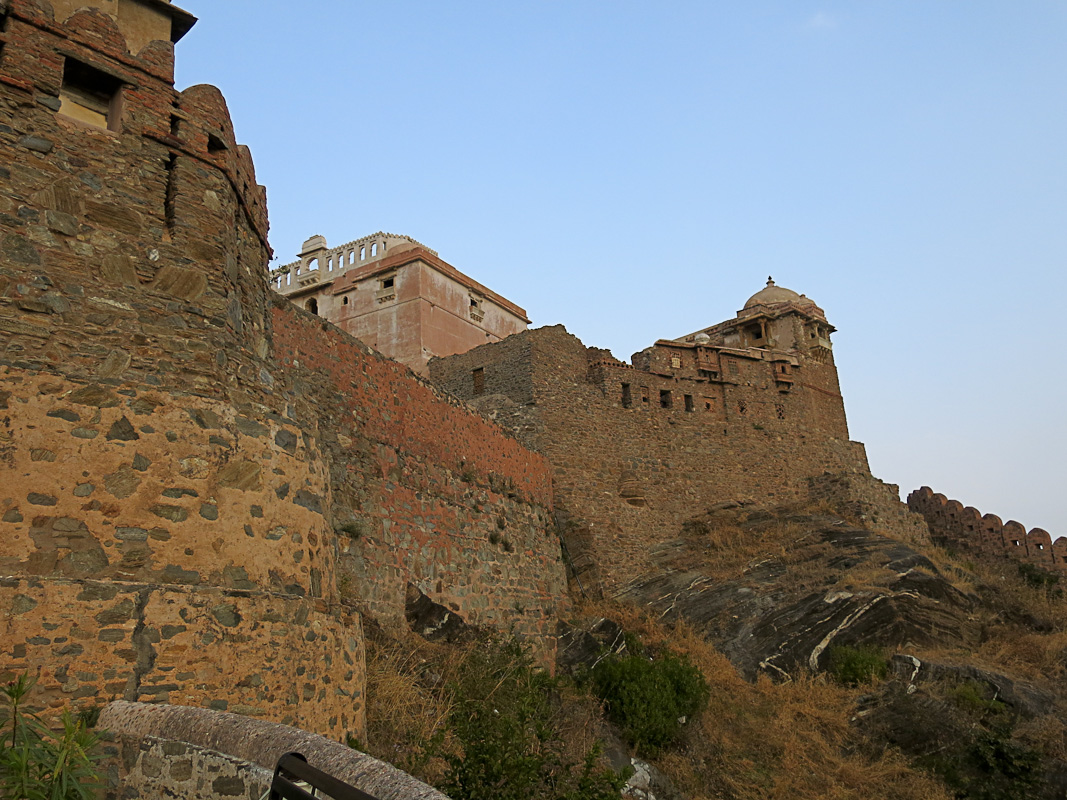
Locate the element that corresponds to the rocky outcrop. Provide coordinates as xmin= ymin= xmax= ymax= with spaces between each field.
xmin=616 ymin=510 xmax=979 ymax=680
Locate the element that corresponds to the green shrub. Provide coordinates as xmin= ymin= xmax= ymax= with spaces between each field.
xmin=1018 ymin=562 xmax=1061 ymax=595
xmin=0 ymin=674 xmax=102 ymax=800
xmin=590 ymin=649 xmax=709 ymax=755
xmin=827 ymin=645 xmax=888 ymax=686
xmin=436 ymin=638 xmax=627 ymax=800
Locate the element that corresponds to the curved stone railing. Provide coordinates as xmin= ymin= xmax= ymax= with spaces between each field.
xmin=907 ymin=486 xmax=1063 ymax=572
xmin=98 ymin=701 xmax=448 ymax=800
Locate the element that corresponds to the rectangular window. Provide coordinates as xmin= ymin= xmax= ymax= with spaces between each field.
xmin=670 ymin=355 xmax=681 ymax=369
xmin=641 ymin=387 xmax=650 ymax=405
xmin=382 ymin=276 xmax=394 ymax=289
xmin=472 ymin=367 xmax=485 ymax=396
xmin=621 ymin=383 xmax=632 ymax=408
xmin=729 ymin=360 xmax=739 ymax=375
xmin=59 ymin=58 xmax=123 ymax=131
xmin=703 ymin=397 xmax=714 ymax=412
xmin=684 ymin=394 xmax=694 ymax=412
xmin=659 ymin=390 xmax=672 ymax=409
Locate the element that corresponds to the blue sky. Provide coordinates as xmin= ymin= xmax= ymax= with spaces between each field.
xmin=175 ymin=2 xmax=1066 ymax=534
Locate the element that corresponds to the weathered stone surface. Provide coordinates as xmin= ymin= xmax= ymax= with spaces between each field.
xmin=217 ymin=461 xmax=261 ymax=491
xmin=151 ymin=265 xmax=208 ymax=301
xmin=67 ymin=384 xmax=120 ymax=408
xmin=18 ymin=135 xmax=53 ymax=154
xmin=106 ymin=415 xmax=139 ymax=441
xmin=2 ymin=233 xmax=40 ymax=264
xmin=150 ymin=504 xmax=188 ymax=523
xmin=104 ymin=465 xmax=141 ymax=499
xmin=99 ymin=254 xmax=138 ymax=285
xmin=97 ymin=349 xmax=131 ymax=379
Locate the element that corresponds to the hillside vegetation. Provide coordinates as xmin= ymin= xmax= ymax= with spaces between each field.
xmin=361 ymin=503 xmax=1067 ymax=800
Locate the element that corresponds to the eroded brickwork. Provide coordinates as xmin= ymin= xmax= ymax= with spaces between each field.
xmin=908 ymin=486 xmax=1063 ymax=572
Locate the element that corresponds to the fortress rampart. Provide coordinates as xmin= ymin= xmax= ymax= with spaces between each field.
xmin=908 ymin=486 xmax=1063 ymax=572
xmin=430 ymin=322 xmax=883 ymax=593
xmin=0 ymin=0 xmax=565 ymax=742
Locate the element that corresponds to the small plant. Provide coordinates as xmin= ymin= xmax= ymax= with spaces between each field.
xmin=0 ymin=674 xmax=102 ymax=800
xmin=827 ymin=644 xmax=888 ymax=686
xmin=1017 ymin=563 xmax=1061 ymax=596
xmin=436 ymin=638 xmax=628 ymax=800
xmin=488 ymin=531 xmax=501 ymax=546
xmin=590 ymin=647 xmax=709 ymax=755
xmin=949 ymin=681 xmax=1007 ymax=720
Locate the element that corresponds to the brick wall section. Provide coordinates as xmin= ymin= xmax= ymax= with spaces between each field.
xmin=908 ymin=486 xmax=1064 ymax=572
xmin=431 ymin=325 xmax=883 ymax=593
xmin=272 ymin=300 xmax=566 ymax=645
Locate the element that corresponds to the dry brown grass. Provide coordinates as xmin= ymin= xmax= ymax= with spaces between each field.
xmin=362 ymin=632 xmax=460 ymax=782
xmin=577 ymin=598 xmax=952 ymax=800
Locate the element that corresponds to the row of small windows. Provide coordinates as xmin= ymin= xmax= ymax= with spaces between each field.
xmin=621 ymin=384 xmax=709 ymax=413
xmin=619 ymin=383 xmax=788 ymax=420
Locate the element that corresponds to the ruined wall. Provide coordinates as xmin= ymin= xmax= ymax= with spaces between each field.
xmin=272 ymin=300 xmax=566 ymax=647
xmin=430 ymin=325 xmax=872 ymax=593
xmin=908 ymin=486 xmax=1064 ymax=572
xmin=0 ymin=0 xmax=362 ymax=739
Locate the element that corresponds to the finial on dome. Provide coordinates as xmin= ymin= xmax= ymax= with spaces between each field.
xmin=767 ymin=276 xmax=775 ymax=286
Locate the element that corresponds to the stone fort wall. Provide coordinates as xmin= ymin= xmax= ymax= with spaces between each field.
xmin=430 ymin=325 xmax=880 ymax=594
xmin=0 ymin=0 xmax=565 ymax=741
xmin=272 ymin=299 xmax=565 ymax=647
xmin=908 ymin=486 xmax=1063 ymax=573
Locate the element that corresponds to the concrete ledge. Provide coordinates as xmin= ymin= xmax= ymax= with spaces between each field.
xmin=98 ymin=701 xmax=449 ymax=800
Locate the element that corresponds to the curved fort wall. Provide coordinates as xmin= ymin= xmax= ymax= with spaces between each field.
xmin=908 ymin=487 xmax=1064 ymax=572
xmin=0 ymin=0 xmax=565 ymax=741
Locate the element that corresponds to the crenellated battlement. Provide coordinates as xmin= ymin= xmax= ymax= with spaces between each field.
xmin=908 ymin=486 xmax=1063 ymax=572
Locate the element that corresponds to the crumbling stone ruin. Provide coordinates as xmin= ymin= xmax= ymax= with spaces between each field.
xmin=272 ymin=232 xmax=529 ymax=375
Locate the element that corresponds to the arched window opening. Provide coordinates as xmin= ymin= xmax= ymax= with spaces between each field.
xmin=306 ymin=298 xmax=318 ymax=315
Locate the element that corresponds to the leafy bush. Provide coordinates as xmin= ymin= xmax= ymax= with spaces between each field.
xmin=437 ymin=638 xmax=627 ymax=800
xmin=590 ymin=649 xmax=709 ymax=755
xmin=1017 ymin=562 xmax=1061 ymax=595
xmin=0 ymin=674 xmax=101 ymax=800
xmin=827 ymin=645 xmax=888 ymax=686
